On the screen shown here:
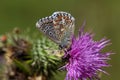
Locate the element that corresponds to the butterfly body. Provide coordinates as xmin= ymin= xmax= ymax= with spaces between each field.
xmin=36 ymin=11 xmax=75 ymax=49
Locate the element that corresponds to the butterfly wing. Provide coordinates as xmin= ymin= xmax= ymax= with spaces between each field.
xmin=36 ymin=11 xmax=75 ymax=49
xmin=36 ymin=16 xmax=61 ymax=44
xmin=52 ymin=11 xmax=75 ymax=48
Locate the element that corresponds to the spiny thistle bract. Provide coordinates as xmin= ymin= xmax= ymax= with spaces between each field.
xmin=31 ymin=37 xmax=62 ymax=80
xmin=0 ymin=28 xmax=63 ymax=80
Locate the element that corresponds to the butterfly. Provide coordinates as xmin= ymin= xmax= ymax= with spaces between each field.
xmin=36 ymin=11 xmax=75 ymax=50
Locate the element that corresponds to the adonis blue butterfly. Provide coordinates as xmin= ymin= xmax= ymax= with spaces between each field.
xmin=36 ymin=11 xmax=75 ymax=49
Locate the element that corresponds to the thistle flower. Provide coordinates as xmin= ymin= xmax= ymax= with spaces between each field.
xmin=63 ymin=25 xmax=112 ymax=80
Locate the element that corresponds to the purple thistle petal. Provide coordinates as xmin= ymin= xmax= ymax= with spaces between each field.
xmin=63 ymin=26 xmax=112 ymax=80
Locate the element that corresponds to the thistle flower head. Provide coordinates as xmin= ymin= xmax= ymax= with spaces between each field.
xmin=31 ymin=37 xmax=62 ymax=79
xmin=63 ymin=25 xmax=112 ymax=80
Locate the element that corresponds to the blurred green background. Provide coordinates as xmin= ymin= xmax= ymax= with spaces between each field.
xmin=0 ymin=0 xmax=119 ymax=80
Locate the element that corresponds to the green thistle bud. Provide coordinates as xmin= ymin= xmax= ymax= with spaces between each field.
xmin=31 ymin=37 xmax=62 ymax=80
